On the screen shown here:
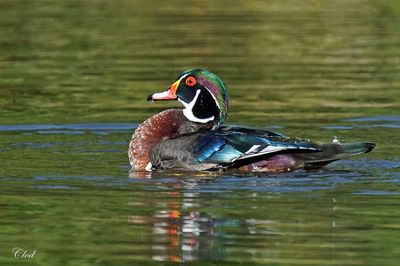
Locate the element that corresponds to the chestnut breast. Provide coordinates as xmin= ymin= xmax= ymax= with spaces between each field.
xmin=129 ymin=109 xmax=186 ymax=171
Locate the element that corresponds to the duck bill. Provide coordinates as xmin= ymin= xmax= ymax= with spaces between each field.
xmin=147 ymin=80 xmax=180 ymax=101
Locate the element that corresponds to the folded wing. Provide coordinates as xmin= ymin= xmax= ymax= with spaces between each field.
xmin=150 ymin=126 xmax=320 ymax=170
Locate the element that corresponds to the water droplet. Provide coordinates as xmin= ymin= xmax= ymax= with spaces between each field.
xmin=331 ymin=136 xmax=341 ymax=144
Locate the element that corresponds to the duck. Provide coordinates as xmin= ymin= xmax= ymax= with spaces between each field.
xmin=129 ymin=68 xmax=375 ymax=172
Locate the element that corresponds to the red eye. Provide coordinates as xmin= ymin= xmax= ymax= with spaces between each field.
xmin=185 ymin=76 xmax=197 ymax=87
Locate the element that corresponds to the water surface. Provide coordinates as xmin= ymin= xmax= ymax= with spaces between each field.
xmin=1 ymin=0 xmax=400 ymax=265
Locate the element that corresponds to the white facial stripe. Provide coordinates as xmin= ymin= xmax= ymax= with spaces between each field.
xmin=183 ymin=109 xmax=214 ymax=123
xmin=179 ymin=89 xmax=215 ymax=123
xmin=204 ymin=86 xmax=221 ymax=111
xmin=180 ymin=88 xmax=200 ymax=110
xmin=179 ymin=73 xmax=189 ymax=82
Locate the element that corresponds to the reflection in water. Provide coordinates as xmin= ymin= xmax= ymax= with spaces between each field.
xmin=150 ymin=196 xmax=219 ymax=262
xmin=129 ymin=180 xmax=222 ymax=262
xmin=129 ymin=171 xmax=153 ymax=179
xmin=128 ymin=177 xmax=339 ymax=263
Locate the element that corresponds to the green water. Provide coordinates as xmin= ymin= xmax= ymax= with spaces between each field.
xmin=1 ymin=0 xmax=400 ymax=265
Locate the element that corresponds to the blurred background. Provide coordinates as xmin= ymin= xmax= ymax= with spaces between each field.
xmin=1 ymin=0 xmax=399 ymax=126
xmin=1 ymin=1 xmax=399 ymax=265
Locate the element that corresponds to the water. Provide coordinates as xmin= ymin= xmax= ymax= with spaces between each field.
xmin=1 ymin=119 xmax=399 ymax=265
xmin=1 ymin=0 xmax=400 ymax=265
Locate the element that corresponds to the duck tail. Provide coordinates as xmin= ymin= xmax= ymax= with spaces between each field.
xmin=295 ymin=142 xmax=375 ymax=169
xmin=336 ymin=142 xmax=376 ymax=156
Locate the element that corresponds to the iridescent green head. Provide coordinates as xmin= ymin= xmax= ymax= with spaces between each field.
xmin=148 ymin=68 xmax=229 ymax=125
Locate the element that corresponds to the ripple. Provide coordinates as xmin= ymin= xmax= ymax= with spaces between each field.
xmin=353 ymin=190 xmax=400 ymax=195
xmin=344 ymin=115 xmax=400 ymax=122
xmin=321 ymin=116 xmax=400 ymax=130
xmin=0 ymin=123 xmax=137 ymax=133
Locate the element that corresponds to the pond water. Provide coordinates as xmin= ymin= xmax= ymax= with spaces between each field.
xmin=1 ymin=1 xmax=400 ymax=265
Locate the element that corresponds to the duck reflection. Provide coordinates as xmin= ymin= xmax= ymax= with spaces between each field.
xmin=151 ymin=204 xmax=218 ymax=261
xmin=128 ymin=177 xmax=223 ymax=262
xmin=128 ymin=174 xmax=338 ymax=263
xmin=158 ymin=189 xmax=226 ymax=262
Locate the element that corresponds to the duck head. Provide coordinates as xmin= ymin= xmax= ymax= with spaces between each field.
xmin=147 ymin=68 xmax=229 ymax=125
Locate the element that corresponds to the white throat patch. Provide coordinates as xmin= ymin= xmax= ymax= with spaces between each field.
xmin=179 ymin=89 xmax=215 ymax=123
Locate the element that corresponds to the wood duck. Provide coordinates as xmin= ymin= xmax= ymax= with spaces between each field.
xmin=129 ymin=68 xmax=375 ymax=172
